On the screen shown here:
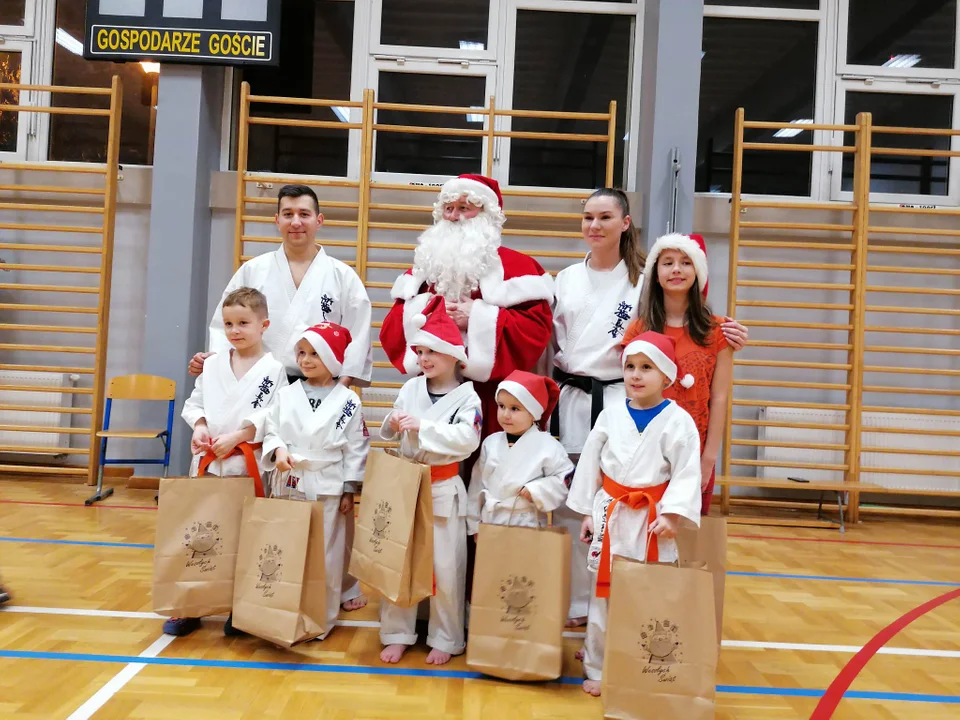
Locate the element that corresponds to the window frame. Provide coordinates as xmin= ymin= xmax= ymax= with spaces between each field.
xmin=697 ymin=2 xmax=829 ymax=200
xmin=0 ymin=37 xmax=36 ymax=161
xmin=0 ymin=0 xmax=39 ymax=37
xmin=369 ymin=0 xmax=501 ymax=63
xmin=829 ymin=78 xmax=960 ymax=205
xmin=836 ymin=0 xmax=960 ymax=81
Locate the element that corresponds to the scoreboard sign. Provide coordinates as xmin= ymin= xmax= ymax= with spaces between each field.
xmin=84 ymin=0 xmax=280 ymax=66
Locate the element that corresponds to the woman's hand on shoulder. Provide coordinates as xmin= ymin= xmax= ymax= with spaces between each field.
xmin=720 ymin=317 xmax=748 ymax=351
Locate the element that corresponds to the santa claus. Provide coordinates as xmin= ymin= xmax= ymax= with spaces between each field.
xmin=379 ymin=174 xmax=554 ymax=438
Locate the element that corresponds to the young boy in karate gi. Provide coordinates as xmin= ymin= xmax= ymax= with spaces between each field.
xmin=566 ymin=331 xmax=702 ymax=697
xmin=260 ymin=322 xmax=370 ymax=640
xmin=378 ymin=296 xmax=483 ymax=666
xmin=168 ymin=287 xmax=287 ymax=637
xmin=467 ymin=371 xmax=573 ymax=533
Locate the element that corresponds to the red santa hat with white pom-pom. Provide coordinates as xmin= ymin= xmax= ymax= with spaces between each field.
xmin=497 ymin=370 xmax=560 ymax=431
xmin=621 ymin=331 xmax=695 ymax=389
xmin=299 ymin=322 xmax=352 ymax=376
xmin=644 ymin=232 xmax=709 ymax=297
xmin=409 ymin=295 xmax=469 ymax=365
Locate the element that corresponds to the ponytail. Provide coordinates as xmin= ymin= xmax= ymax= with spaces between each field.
xmin=585 ymin=188 xmax=646 ymax=285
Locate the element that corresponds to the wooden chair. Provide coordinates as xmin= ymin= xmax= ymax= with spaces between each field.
xmin=87 ymin=374 xmax=177 ymax=506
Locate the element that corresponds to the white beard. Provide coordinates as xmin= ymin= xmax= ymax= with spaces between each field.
xmin=412 ymin=214 xmax=502 ymax=301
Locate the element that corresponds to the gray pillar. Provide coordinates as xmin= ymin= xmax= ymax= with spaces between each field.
xmin=635 ymin=0 xmax=704 ymax=243
xmin=141 ymin=65 xmax=224 ymax=474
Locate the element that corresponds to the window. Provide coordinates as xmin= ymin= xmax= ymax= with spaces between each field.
xmin=0 ymin=50 xmax=22 ymax=153
xmin=374 ymin=71 xmax=487 ymax=176
xmin=508 ymin=8 xmax=632 ymax=189
xmin=244 ymin=0 xmax=354 ymax=177
xmin=840 ymin=89 xmax=954 ymax=196
xmin=0 ymin=0 xmax=26 ymax=27
xmin=707 ymin=1 xmax=818 ymax=8
xmin=379 ymin=0 xmax=489 ymax=51
xmin=846 ymin=0 xmax=956 ymax=70
xmin=696 ymin=16 xmax=818 ymax=195
xmin=48 ymin=1 xmax=153 ymax=164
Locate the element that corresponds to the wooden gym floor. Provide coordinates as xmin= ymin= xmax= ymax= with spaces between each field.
xmin=0 ymin=480 xmax=957 ymax=719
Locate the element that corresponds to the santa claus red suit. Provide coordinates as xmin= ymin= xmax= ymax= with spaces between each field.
xmin=379 ymin=174 xmax=554 ymax=439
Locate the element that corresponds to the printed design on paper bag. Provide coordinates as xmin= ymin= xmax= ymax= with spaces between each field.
xmin=499 ymin=575 xmax=536 ymax=631
xmin=370 ymin=500 xmax=392 ymax=554
xmin=256 ymin=544 xmax=283 ymax=597
xmin=183 ymin=521 xmax=221 ymax=573
xmin=640 ymin=619 xmax=681 ymax=682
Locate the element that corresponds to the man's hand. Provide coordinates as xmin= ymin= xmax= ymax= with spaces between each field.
xmin=649 ymin=513 xmax=679 ymax=540
xmin=398 ymin=414 xmax=421 ymax=433
xmin=446 ymin=299 xmax=472 ymax=330
xmin=211 ymin=432 xmax=242 ymax=459
xmin=579 ymin=515 xmax=594 ymax=544
xmin=720 ymin=317 xmax=748 ymax=351
xmin=338 ymin=376 xmax=354 ymax=388
xmin=191 ymin=425 xmax=212 ymax=455
xmin=700 ymin=454 xmax=716 ymax=492
xmin=189 ymin=352 xmax=214 ymax=376
xmin=339 ymin=492 xmax=354 ymax=515
xmin=275 ymin=449 xmax=293 ymax=473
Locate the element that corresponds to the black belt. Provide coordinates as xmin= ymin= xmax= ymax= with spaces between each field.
xmin=550 ymin=368 xmax=622 ymax=438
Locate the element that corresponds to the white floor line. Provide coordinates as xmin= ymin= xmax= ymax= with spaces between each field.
xmin=6 ymin=605 xmax=960 ymax=660
xmin=65 ymin=634 xmax=175 ymax=720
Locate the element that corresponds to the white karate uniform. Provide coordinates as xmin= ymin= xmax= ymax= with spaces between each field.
xmin=567 ymin=400 xmax=702 ymax=682
xmin=181 ymin=351 xmax=287 ymax=477
xmin=208 ymin=247 xmax=373 ymax=383
xmin=466 ymin=428 xmax=573 ymax=535
xmin=378 ymin=377 xmax=482 ymax=656
xmin=552 ymin=257 xmax=641 ymax=619
xmin=260 ymin=381 xmax=370 ymax=639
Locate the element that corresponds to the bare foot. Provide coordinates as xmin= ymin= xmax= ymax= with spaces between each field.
xmin=575 ymin=648 xmax=585 ymax=661
xmin=582 ymin=679 xmax=601 ymax=696
xmin=566 ymin=616 xmax=587 ymax=628
xmin=380 ymin=644 xmax=407 ymax=663
xmin=341 ymin=594 xmax=368 ymax=612
xmin=425 ymin=648 xmax=453 ymax=665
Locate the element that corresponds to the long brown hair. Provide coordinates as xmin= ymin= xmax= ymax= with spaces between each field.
xmin=585 ymin=188 xmax=645 ymax=285
xmin=641 ymin=255 xmax=716 ymax=347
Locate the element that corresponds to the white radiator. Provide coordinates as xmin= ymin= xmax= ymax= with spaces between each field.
xmin=756 ymin=407 xmax=960 ymax=492
xmin=0 ymin=370 xmax=79 ymax=454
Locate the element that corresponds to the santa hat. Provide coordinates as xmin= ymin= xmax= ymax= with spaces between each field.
xmin=644 ymin=232 xmax=709 ymax=297
xmin=299 ymin=322 xmax=352 ymax=376
xmin=409 ymin=296 xmax=468 ymax=365
xmin=496 ymin=370 xmax=560 ymax=431
xmin=437 ymin=174 xmax=504 ymax=213
xmin=621 ymin=331 xmax=695 ymax=389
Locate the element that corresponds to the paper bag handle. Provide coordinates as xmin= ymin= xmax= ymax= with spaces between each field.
xmin=506 ymin=494 xmax=544 ymax=529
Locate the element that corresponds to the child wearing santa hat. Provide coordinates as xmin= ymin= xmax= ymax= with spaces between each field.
xmin=567 ymin=331 xmax=702 ymax=697
xmin=257 ymin=322 xmax=371 ymax=640
xmin=621 ymin=232 xmax=737 ymax=514
xmin=467 ymin=370 xmax=573 ymax=533
xmin=378 ymin=296 xmax=483 ymax=667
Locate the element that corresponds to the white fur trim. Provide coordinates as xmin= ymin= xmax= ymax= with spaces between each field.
xmin=301 ymin=330 xmax=343 ymax=376
xmin=408 ymin=329 xmax=469 ymax=365
xmin=643 ymin=233 xmax=708 ymax=291
xmin=411 ymin=313 xmax=427 ymax=330
xmin=463 ymin=298 xmax=499 ymax=383
xmin=390 ymin=272 xmax=427 ymax=301
xmin=401 ymin=347 xmax=420 ymax=375
xmin=622 ymin=339 xmax=677 ymax=385
xmin=440 ymin=177 xmax=500 ymax=212
xmin=399 ymin=293 xmax=433 ymax=375
xmin=478 ymin=268 xmax=554 ymax=308
xmin=496 ymin=380 xmax=544 ymax=420
xmin=680 ymin=374 xmax=695 ymax=389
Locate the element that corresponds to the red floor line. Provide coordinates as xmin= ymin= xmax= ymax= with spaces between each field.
xmin=810 ymin=586 xmax=960 ymax=719
xmin=0 ymin=500 xmax=156 ymax=511
xmin=729 ymin=533 xmax=960 ymax=550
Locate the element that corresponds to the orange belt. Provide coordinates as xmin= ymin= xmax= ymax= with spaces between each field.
xmin=430 ymin=463 xmax=459 ymax=483
xmin=198 ymin=442 xmax=264 ymax=497
xmin=595 ymin=472 xmax=669 ymax=599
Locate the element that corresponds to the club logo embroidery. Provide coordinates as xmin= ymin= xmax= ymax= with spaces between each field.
xmin=320 ymin=295 xmax=334 ymax=320
xmin=370 ymin=500 xmax=392 ymax=554
xmin=640 ymin=619 xmax=681 ymax=682
xmin=252 ymin=375 xmax=275 ymax=409
xmin=183 ymin=521 xmax=221 ymax=572
xmin=608 ymin=301 xmax=633 ymax=339
xmin=256 ymin=544 xmax=283 ymax=597
xmin=499 ymin=575 xmax=536 ymax=631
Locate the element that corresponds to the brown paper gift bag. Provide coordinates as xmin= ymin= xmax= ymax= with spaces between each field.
xmin=231 ymin=497 xmax=327 ymax=647
xmin=602 ymin=557 xmax=718 ymax=720
xmin=153 ymin=476 xmax=255 ymax=617
xmin=349 ymin=450 xmax=434 ymax=607
xmin=677 ymin=516 xmax=728 ymax=648
xmin=466 ymin=516 xmax=571 ymax=681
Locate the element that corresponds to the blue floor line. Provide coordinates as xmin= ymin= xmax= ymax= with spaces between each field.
xmin=0 ymin=536 xmax=153 ymax=549
xmin=1 ymin=650 xmax=957 ymax=704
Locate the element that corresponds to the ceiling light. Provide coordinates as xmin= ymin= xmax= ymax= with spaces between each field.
xmin=139 ymin=61 xmax=160 ymax=75
xmin=56 ymin=28 xmax=84 ymax=56
xmin=466 ymin=106 xmax=485 ymax=123
xmin=332 ymin=106 xmax=352 ymax=122
xmin=883 ymin=54 xmax=921 ymax=69
xmin=459 ymin=41 xmax=485 ymax=51
xmin=773 ymin=118 xmax=813 ymax=139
